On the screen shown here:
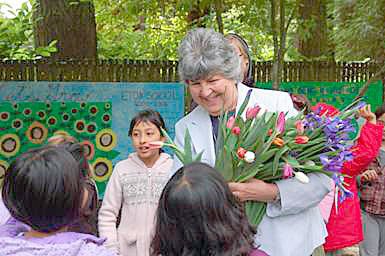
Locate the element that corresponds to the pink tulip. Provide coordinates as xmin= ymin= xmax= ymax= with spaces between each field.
xmin=231 ymin=126 xmax=241 ymax=135
xmin=295 ymin=135 xmax=309 ymax=144
xmin=147 ymin=141 xmax=164 ymax=149
xmin=246 ymin=105 xmax=261 ymax=119
xmin=276 ymin=112 xmax=285 ymax=134
xmin=295 ymin=120 xmax=305 ymax=134
xmin=226 ymin=115 xmax=235 ymax=129
xmin=283 ymin=163 xmax=294 ymax=179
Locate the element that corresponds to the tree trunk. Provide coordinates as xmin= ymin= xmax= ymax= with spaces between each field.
xmin=214 ymin=0 xmax=224 ymax=34
xmin=271 ymin=0 xmax=280 ymax=89
xmin=297 ymin=0 xmax=331 ymax=59
xmin=34 ymin=0 xmax=97 ymax=60
xmin=271 ymin=0 xmax=294 ymax=90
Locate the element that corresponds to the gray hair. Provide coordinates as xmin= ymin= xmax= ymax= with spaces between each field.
xmin=178 ymin=28 xmax=242 ymax=82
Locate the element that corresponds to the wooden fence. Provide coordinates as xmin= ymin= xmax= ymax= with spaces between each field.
xmin=0 ymin=60 xmax=382 ymax=82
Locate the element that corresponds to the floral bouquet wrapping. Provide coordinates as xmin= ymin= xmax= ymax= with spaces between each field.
xmin=153 ymin=90 xmax=365 ymax=227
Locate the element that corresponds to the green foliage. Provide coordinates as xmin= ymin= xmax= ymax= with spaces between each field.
xmin=95 ymin=0 xmax=187 ymax=60
xmin=2 ymin=0 xmax=381 ymax=62
xmin=94 ymin=0 xmax=277 ymax=60
xmin=0 ymin=0 xmax=57 ymax=60
xmin=331 ymin=0 xmax=385 ymax=61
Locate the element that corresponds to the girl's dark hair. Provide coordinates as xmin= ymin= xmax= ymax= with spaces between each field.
xmin=55 ymin=141 xmax=99 ymax=235
xmin=128 ymin=109 xmax=167 ymax=136
xmin=2 ymin=145 xmax=84 ymax=233
xmin=375 ymin=103 xmax=385 ymax=119
xmin=226 ymin=33 xmax=255 ymax=87
xmin=59 ymin=141 xmax=91 ymax=178
xmin=150 ymin=162 xmax=255 ymax=256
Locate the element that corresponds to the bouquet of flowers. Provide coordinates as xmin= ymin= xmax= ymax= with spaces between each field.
xmin=153 ymin=91 xmax=365 ymax=227
xmin=213 ymin=91 xmax=364 ymax=226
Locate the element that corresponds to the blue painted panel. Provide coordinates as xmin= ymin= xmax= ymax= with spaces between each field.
xmin=0 ymin=82 xmax=185 ymax=163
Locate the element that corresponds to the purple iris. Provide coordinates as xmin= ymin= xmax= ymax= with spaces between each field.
xmin=353 ymin=101 xmax=366 ymax=110
xmin=332 ymin=173 xmax=354 ymax=204
xmin=320 ymin=154 xmax=344 ymax=172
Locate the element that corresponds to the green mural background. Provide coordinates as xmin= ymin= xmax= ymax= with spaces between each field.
xmin=257 ymin=81 xmax=383 ymax=110
xmin=0 ymin=101 xmax=119 ymax=195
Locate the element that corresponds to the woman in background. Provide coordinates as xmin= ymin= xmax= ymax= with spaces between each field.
xmin=226 ymin=33 xmax=255 ymax=87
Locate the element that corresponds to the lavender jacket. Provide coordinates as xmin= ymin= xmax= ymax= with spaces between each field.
xmin=0 ymin=219 xmax=117 ymax=256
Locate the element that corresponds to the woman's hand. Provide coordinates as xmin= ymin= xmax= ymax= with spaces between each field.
xmin=228 ymin=178 xmax=279 ymax=202
xmin=359 ymin=104 xmax=376 ymax=124
xmin=361 ymin=169 xmax=378 ymax=182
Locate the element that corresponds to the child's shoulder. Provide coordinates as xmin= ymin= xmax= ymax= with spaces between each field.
xmin=159 ymin=153 xmax=173 ymax=164
xmin=114 ymin=155 xmax=137 ymax=169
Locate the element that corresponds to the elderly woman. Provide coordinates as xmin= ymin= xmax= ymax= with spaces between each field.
xmin=173 ymin=28 xmax=332 ymax=256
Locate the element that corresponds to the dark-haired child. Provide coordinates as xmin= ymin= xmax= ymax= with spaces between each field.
xmin=151 ymin=162 xmax=267 ymax=256
xmin=48 ymin=135 xmax=99 ymax=236
xmin=0 ymin=145 xmax=116 ymax=256
xmin=98 ymin=109 xmax=173 ymax=256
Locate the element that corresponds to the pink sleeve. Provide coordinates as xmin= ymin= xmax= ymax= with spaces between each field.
xmin=318 ymin=179 xmax=335 ymax=223
xmin=249 ymin=248 xmax=269 ymax=256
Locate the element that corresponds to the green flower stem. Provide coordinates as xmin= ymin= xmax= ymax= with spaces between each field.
xmin=163 ymin=142 xmax=185 ymax=163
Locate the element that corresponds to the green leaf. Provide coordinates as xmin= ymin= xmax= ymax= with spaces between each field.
xmin=193 ymin=151 xmax=204 ymax=162
xmin=272 ymin=146 xmax=289 ymax=176
xmin=161 ymin=128 xmax=173 ymax=144
xmin=221 ymin=145 xmax=234 ymax=181
xmin=215 ymin=111 xmax=227 ymax=156
xmin=243 ymin=112 xmax=274 ymax=149
xmin=48 ymin=40 xmax=58 ymax=47
xmin=183 ymin=129 xmax=193 ymax=163
xmin=286 ymin=157 xmax=300 ymax=166
xmin=297 ymin=142 xmax=327 ymax=161
xmin=245 ymin=201 xmax=267 ymax=227
xmin=256 ymin=148 xmax=279 ymax=163
xmin=236 ymin=89 xmax=252 ymax=122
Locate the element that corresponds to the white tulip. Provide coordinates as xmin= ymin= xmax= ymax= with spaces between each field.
xmin=305 ymin=160 xmax=315 ymax=166
xmin=244 ymin=151 xmax=255 ymax=163
xmin=294 ymin=171 xmax=310 ymax=183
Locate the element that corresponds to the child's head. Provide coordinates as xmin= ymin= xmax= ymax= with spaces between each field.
xmin=128 ymin=109 xmax=166 ymax=164
xmin=290 ymin=93 xmax=312 ymax=114
xmin=151 ymin=162 xmax=255 ymax=256
xmin=48 ymin=136 xmax=98 ymax=222
xmin=2 ymin=145 xmax=84 ymax=233
xmin=225 ymin=33 xmax=254 ymax=86
xmin=47 ymin=133 xmax=77 ymax=145
xmin=48 ymin=135 xmax=91 ymax=179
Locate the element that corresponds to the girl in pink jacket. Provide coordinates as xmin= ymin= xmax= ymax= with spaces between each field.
xmin=98 ymin=110 xmax=173 ymax=256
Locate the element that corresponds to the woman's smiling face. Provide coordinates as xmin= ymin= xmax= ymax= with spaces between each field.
xmin=187 ymin=74 xmax=238 ymax=116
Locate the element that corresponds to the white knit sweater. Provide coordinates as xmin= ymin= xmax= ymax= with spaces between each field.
xmin=98 ymin=153 xmax=173 ymax=256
